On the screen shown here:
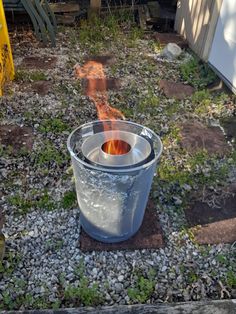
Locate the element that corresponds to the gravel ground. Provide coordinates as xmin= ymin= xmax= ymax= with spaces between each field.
xmin=0 ymin=25 xmax=236 ymax=310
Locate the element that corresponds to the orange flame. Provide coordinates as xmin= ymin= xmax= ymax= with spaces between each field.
xmin=75 ymin=60 xmax=128 ymax=155
xmin=102 ymin=139 xmax=131 ymax=155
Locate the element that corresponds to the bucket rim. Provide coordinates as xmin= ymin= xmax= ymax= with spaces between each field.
xmin=67 ymin=120 xmax=163 ymax=173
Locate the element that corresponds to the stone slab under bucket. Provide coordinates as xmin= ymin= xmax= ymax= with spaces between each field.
xmin=80 ymin=201 xmax=164 ymax=251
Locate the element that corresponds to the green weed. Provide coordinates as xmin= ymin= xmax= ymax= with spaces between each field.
xmin=0 ymin=292 xmax=14 ymax=310
xmin=178 ymin=227 xmax=196 ymax=243
xmin=61 ymin=190 xmax=77 ymax=209
xmin=158 ymin=161 xmax=192 ymax=186
xmin=139 ymin=89 xmax=160 ymax=112
xmin=187 ymin=271 xmax=199 ymax=284
xmin=164 ymin=101 xmax=182 ymax=117
xmin=36 ymin=192 xmax=56 ymax=211
xmin=0 ymin=292 xmax=61 ymax=311
xmin=67 ymin=28 xmax=79 ymax=47
xmin=191 ymin=90 xmax=212 ymax=114
xmin=192 ymin=90 xmax=211 ymax=104
xmin=8 ymin=191 xmax=57 ymax=214
xmin=64 ymin=277 xmax=102 ymax=306
xmin=78 ymin=14 xmax=142 ymax=51
xmin=8 ymin=195 xmax=33 ymax=215
xmin=39 ymin=117 xmax=68 ymax=133
xmin=35 ymin=142 xmax=66 ymax=166
xmin=180 ymin=56 xmax=217 ymax=89
xmin=0 ymin=144 xmax=14 ymax=156
xmin=45 ymin=239 xmax=64 ymax=251
xmin=226 ymin=270 xmax=236 ymax=288
xmin=162 ymin=125 xmax=181 ymax=146
xmin=152 ymin=40 xmax=163 ymax=53
xmin=216 ymin=254 xmax=227 ymax=264
xmin=127 ymin=27 xmax=144 ymax=47
xmin=15 ymin=69 xmax=47 ymax=82
xmin=63 ymin=260 xmax=103 ymax=306
xmin=128 ymin=270 xmax=156 ymax=303
xmin=0 ymin=252 xmax=21 ymax=276
xmin=179 ymin=264 xmax=199 ymax=284
xmin=158 ymin=145 xmax=231 ymax=188
xmin=79 ymin=16 xmax=119 ymax=47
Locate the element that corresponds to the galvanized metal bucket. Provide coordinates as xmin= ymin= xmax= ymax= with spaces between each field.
xmin=67 ymin=120 xmax=162 ymax=243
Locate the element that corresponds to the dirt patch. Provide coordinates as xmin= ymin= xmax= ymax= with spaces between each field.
xmin=31 ymin=81 xmax=53 ymax=95
xmin=180 ymin=121 xmax=231 ymax=156
xmin=159 ymin=80 xmax=195 ymax=100
xmin=185 ymin=197 xmax=236 ymax=226
xmin=20 ymin=81 xmax=53 ymax=95
xmin=185 ymin=192 xmax=236 ymax=244
xmin=21 ymin=56 xmax=58 ymax=69
xmin=80 ymin=201 xmax=164 ymax=251
xmin=0 ymin=125 xmax=34 ymax=154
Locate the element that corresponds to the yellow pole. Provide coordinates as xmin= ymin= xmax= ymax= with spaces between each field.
xmin=0 ymin=0 xmax=14 ymax=96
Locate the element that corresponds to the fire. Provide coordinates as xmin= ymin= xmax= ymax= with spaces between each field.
xmin=102 ymin=140 xmax=131 ymax=155
xmin=75 ymin=60 xmax=128 ymax=155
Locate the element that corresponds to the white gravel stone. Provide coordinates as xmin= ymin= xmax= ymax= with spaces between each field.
xmin=118 ymin=275 xmax=124 ymax=282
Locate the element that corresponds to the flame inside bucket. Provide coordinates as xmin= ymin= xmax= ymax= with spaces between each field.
xmin=102 ymin=139 xmax=131 ymax=155
xmin=75 ymin=60 xmax=129 ymax=156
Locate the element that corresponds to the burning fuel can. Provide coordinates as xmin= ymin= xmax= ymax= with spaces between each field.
xmin=67 ymin=120 xmax=162 ymax=243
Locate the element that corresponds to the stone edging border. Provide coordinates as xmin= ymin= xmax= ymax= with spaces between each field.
xmin=0 ymin=299 xmax=236 ymax=314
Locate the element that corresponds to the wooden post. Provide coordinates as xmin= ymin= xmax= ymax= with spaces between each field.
xmin=89 ymin=0 xmax=101 ymax=19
